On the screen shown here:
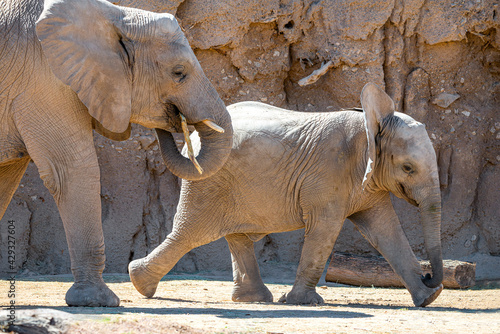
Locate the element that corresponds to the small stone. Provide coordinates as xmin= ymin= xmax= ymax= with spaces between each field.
xmin=496 ymin=155 xmax=500 ymax=162
xmin=431 ymin=133 xmax=437 ymax=139
xmin=31 ymin=196 xmax=37 ymax=201
xmin=115 ymin=147 xmax=123 ymax=151
xmin=273 ymin=51 xmax=280 ymax=57
xmin=138 ymin=135 xmax=156 ymax=149
xmin=462 ymin=111 xmax=470 ymax=117
xmin=20 ymin=184 xmax=24 ymax=188
xmin=152 ymin=145 xmax=159 ymax=151
xmin=351 ymin=67 xmax=358 ymax=72
xmin=490 ymin=127 xmax=496 ymax=134
xmin=254 ymin=62 xmax=261 ymax=68
xmin=432 ymin=93 xmax=460 ymax=108
xmin=472 ymin=131 xmax=476 ymax=135
xmin=222 ymin=76 xmax=228 ymax=80
xmin=450 ymin=126 xmax=455 ymax=133
xmin=248 ymin=60 xmax=252 ymax=64
xmin=471 ymin=235 xmax=477 ymax=241
xmin=238 ymin=90 xmax=246 ymax=95
xmin=445 ymin=109 xmax=452 ymax=114
xmin=464 ymin=240 xmax=472 ymax=248
xmin=495 ymin=122 xmax=500 ymax=130
xmin=460 ymin=77 xmax=465 ymax=83
xmin=221 ymin=69 xmax=225 ymax=74
xmin=260 ymin=97 xmax=268 ymax=102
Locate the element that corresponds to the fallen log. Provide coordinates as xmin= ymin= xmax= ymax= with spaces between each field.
xmin=325 ymin=252 xmax=476 ymax=289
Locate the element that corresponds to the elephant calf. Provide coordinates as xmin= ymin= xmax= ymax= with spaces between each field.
xmin=129 ymin=83 xmax=444 ymax=307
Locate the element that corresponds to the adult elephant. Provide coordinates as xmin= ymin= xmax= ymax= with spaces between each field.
xmin=130 ymin=83 xmax=444 ymax=307
xmin=0 ymin=0 xmax=232 ymax=306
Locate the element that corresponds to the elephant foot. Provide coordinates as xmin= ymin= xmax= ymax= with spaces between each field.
xmin=278 ymin=288 xmax=324 ymax=305
xmin=412 ymin=284 xmax=443 ymax=307
xmin=65 ymin=281 xmax=120 ymax=307
xmin=232 ymin=283 xmax=273 ymax=302
xmin=128 ymin=258 xmax=162 ymax=298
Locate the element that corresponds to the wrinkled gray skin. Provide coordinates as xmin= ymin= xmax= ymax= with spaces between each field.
xmin=130 ymin=83 xmax=443 ymax=307
xmin=0 ymin=0 xmax=232 ymax=307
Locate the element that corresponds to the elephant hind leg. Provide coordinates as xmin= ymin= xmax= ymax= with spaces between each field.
xmin=0 ymin=156 xmax=30 ymax=219
xmin=226 ymin=233 xmax=273 ymax=302
xmin=281 ymin=208 xmax=344 ymax=305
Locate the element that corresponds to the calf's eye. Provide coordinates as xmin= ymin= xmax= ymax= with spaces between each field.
xmin=402 ymin=164 xmax=414 ymax=174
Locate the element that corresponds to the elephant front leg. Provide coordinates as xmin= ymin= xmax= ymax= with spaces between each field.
xmin=280 ymin=211 xmax=343 ymax=305
xmin=48 ymin=162 xmax=120 ymax=307
xmin=129 ymin=232 xmax=198 ymax=298
xmin=226 ymin=233 xmax=273 ymax=302
xmin=349 ymin=198 xmax=443 ymax=307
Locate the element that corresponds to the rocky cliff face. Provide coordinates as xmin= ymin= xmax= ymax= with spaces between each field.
xmin=1 ymin=0 xmax=499 ymax=280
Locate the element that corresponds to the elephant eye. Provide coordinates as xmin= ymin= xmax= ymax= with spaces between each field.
xmin=402 ymin=163 xmax=414 ymax=174
xmin=172 ymin=65 xmax=187 ymax=82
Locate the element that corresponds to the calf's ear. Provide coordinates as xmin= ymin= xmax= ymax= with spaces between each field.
xmin=360 ymin=83 xmax=395 ymax=189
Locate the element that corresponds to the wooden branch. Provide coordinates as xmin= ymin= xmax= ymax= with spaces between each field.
xmin=298 ymin=60 xmax=335 ymax=86
xmin=326 ymin=252 xmax=476 ymax=289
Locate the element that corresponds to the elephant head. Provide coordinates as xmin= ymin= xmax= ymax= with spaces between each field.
xmin=360 ymin=83 xmax=443 ymax=289
xmin=35 ymin=0 xmax=232 ymax=180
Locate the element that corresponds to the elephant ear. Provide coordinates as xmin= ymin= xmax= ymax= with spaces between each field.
xmin=36 ymin=0 xmax=132 ymax=134
xmin=360 ymin=83 xmax=395 ymax=189
xmin=92 ymin=118 xmax=132 ymax=142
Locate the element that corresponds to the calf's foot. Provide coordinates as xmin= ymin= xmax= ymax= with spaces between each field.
xmin=278 ymin=287 xmax=324 ymax=305
xmin=128 ymin=258 xmax=162 ymax=298
xmin=232 ymin=282 xmax=273 ymax=302
xmin=411 ymin=284 xmax=443 ymax=307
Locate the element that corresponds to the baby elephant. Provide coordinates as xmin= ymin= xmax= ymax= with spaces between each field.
xmin=129 ymin=83 xmax=444 ymax=307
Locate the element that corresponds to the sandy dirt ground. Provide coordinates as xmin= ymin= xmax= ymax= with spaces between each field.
xmin=1 ymin=273 xmax=499 ymax=333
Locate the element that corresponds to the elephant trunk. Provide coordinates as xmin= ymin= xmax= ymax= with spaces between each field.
xmin=418 ymin=189 xmax=443 ymax=288
xmin=155 ymin=98 xmax=233 ymax=181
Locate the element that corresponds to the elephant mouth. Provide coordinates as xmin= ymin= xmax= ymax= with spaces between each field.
xmin=163 ymin=103 xmax=183 ymax=132
xmin=164 ymin=103 xmax=225 ymax=134
xmin=399 ymin=183 xmax=418 ymax=206
xmin=162 ymin=103 xmax=226 ymax=175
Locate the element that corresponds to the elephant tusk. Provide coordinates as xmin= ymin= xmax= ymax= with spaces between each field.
xmin=180 ymin=113 xmax=203 ymax=175
xmin=202 ymin=120 xmax=225 ymax=133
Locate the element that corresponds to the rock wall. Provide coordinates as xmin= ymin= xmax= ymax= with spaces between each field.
xmin=1 ymin=0 xmax=499 ymax=280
